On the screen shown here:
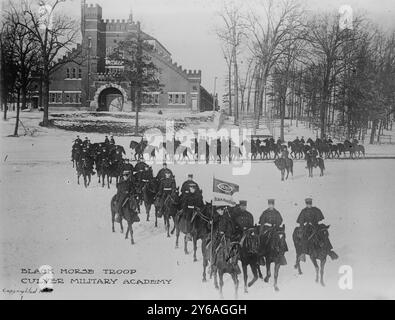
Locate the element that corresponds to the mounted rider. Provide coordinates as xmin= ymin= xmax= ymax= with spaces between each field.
xmin=296 ymin=198 xmax=338 ymax=261
xmin=134 ymin=159 xmax=149 ymax=183
xmin=181 ymin=185 xmax=204 ymax=233
xmin=156 ymin=171 xmax=176 ymax=213
xmin=121 ymin=159 xmax=134 ymax=177
xmin=104 ymin=135 xmax=110 ymax=145
xmin=300 ymin=136 xmax=305 ymax=144
xmin=156 ymin=162 xmax=174 ymax=181
xmin=114 ymin=171 xmax=138 ymax=221
xmin=74 ymin=135 xmax=83 ymax=146
xmin=110 ymin=135 xmax=116 ymax=145
xmin=180 ymin=174 xmax=201 ymax=205
xmin=232 ymin=200 xmax=254 ymax=242
xmin=259 ymin=199 xmax=288 ymax=264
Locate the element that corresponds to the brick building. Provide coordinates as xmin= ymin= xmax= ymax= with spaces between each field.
xmin=41 ymin=1 xmax=214 ymax=112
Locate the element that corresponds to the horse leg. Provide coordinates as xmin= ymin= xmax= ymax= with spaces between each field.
xmin=166 ymin=216 xmax=171 ymax=238
xmin=219 ymin=271 xmax=224 ymax=299
xmin=294 ymin=254 xmax=303 ymax=275
xmin=202 ymin=245 xmax=208 ymax=282
xmin=248 ymin=263 xmax=259 ymax=288
xmin=119 ymin=216 xmax=124 ymax=233
xmin=155 ymin=211 xmax=158 ymax=228
xmin=232 ymin=273 xmax=239 ymax=300
xmin=193 ymin=236 xmax=198 ymax=262
xmin=111 ymin=210 xmax=115 ymax=233
xmin=242 ymin=263 xmax=248 ymax=293
xmin=175 ymin=228 xmax=180 ymax=249
xmin=125 ymin=224 xmax=129 ymax=239
xmin=128 ymin=222 xmax=135 ymax=245
xmin=320 ymin=258 xmax=326 ymax=287
xmin=145 ymin=204 xmax=150 ymax=222
xmin=264 ymin=261 xmax=271 ymax=283
xmin=310 ymin=256 xmax=319 ymax=283
xmin=184 ymin=235 xmax=189 ymax=255
xmin=274 ymin=263 xmax=280 ymax=292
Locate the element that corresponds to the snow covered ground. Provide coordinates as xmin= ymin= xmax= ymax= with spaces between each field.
xmin=1 ymin=112 xmax=395 ymax=300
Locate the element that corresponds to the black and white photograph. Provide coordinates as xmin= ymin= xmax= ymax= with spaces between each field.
xmin=0 ymin=0 xmax=395 ymax=302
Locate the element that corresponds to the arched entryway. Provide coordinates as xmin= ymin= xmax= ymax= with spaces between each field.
xmin=94 ymin=84 xmax=128 ymax=112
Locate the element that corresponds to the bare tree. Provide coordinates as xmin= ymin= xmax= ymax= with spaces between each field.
xmin=2 ymin=2 xmax=40 ymax=136
xmin=17 ymin=0 xmax=80 ymax=127
xmin=246 ymin=0 xmax=304 ymax=124
xmin=216 ymin=1 xmax=247 ymax=124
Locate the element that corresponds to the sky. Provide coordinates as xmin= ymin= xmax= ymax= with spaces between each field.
xmin=56 ymin=0 xmax=395 ymax=102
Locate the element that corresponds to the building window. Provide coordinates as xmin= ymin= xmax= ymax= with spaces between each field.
xmin=64 ymin=91 xmax=81 ymax=104
xmin=49 ymin=92 xmax=62 ymax=104
xmin=168 ymin=92 xmax=186 ymax=105
xmin=72 ymin=68 xmax=76 ymax=79
xmin=66 ymin=68 xmax=70 ymax=79
xmin=142 ymin=92 xmax=160 ymax=105
xmin=78 ymin=69 xmax=82 ymax=79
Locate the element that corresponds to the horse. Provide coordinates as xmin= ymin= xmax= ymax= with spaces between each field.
xmin=274 ymin=158 xmax=294 ymax=181
xmin=174 ymin=197 xmax=208 ymax=261
xmin=329 ymin=144 xmax=340 ymax=158
xmin=236 ymin=227 xmax=261 ymax=293
xmin=306 ymin=154 xmax=325 ymax=178
xmin=76 ymin=157 xmax=92 ymax=188
xmin=258 ymin=225 xmax=288 ymax=292
xmin=141 ymin=177 xmax=158 ymax=222
xmin=71 ymin=143 xmax=82 ymax=168
xmin=202 ymin=235 xmax=240 ymax=299
xmin=111 ymin=193 xmax=140 ymax=245
xmin=188 ymin=203 xmax=212 ymax=262
xmin=292 ymin=224 xmax=333 ymax=286
xmin=354 ymin=144 xmax=366 ymax=158
xmin=162 ymin=188 xmax=181 ymax=237
xmin=288 ymin=142 xmax=304 ymax=159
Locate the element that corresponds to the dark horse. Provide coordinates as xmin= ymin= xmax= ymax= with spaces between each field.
xmin=236 ymin=227 xmax=261 ymax=293
xmin=141 ymin=176 xmax=158 ymax=222
xmin=202 ymin=235 xmax=240 ymax=299
xmin=111 ymin=193 xmax=140 ymax=245
xmin=274 ymin=158 xmax=294 ymax=181
xmin=76 ymin=157 xmax=92 ymax=188
xmin=174 ymin=201 xmax=211 ymax=262
xmin=306 ymin=154 xmax=325 ymax=178
xmin=258 ymin=225 xmax=288 ymax=291
xmin=162 ymin=188 xmax=181 ymax=238
xmin=292 ymin=224 xmax=333 ymax=286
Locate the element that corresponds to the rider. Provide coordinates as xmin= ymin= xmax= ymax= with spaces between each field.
xmin=156 ymin=171 xmax=176 ymax=212
xmin=115 ymin=172 xmax=136 ymax=219
xmin=259 ymin=199 xmax=288 ymax=265
xmin=74 ymin=135 xmax=83 ymax=145
xmin=180 ymin=174 xmax=201 ymax=205
xmin=232 ymin=200 xmax=254 ymax=241
xmin=110 ymin=135 xmax=116 ymax=145
xmin=82 ymin=137 xmax=90 ymax=148
xmin=293 ymin=136 xmax=300 ymax=145
xmin=211 ymin=206 xmax=234 ymax=246
xmin=156 ymin=162 xmax=174 ymax=181
xmin=121 ymin=159 xmax=134 ymax=176
xmin=300 ymin=136 xmax=305 ymax=144
xmin=296 ymin=198 xmax=338 ymax=261
xmin=281 ymin=145 xmax=289 ymax=159
xmin=181 ymin=185 xmax=204 ymax=231
xmin=104 ymin=136 xmax=110 ymax=145
xmin=259 ymin=199 xmax=283 ymax=228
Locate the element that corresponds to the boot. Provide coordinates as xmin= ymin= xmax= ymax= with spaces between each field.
xmin=328 ymin=250 xmax=339 ymax=260
xmin=300 ymin=253 xmax=306 ymax=262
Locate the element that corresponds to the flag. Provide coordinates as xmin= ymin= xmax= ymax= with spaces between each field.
xmin=212 ymin=178 xmax=239 ymax=207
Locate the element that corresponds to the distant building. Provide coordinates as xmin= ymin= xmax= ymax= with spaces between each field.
xmin=34 ymin=1 xmax=211 ymax=112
